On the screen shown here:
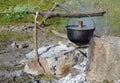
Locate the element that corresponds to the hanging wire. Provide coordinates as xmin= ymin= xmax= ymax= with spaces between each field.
xmin=105 ymin=10 xmax=108 ymax=34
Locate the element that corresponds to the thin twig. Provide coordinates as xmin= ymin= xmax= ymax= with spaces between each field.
xmin=34 ymin=12 xmax=39 ymax=59
xmin=34 ymin=11 xmax=45 ymax=73
xmin=38 ymin=2 xmax=60 ymax=26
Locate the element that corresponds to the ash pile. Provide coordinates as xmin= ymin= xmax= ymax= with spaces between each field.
xmin=20 ymin=43 xmax=89 ymax=83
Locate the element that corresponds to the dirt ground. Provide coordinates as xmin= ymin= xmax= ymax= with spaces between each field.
xmin=0 ymin=24 xmax=67 ymax=82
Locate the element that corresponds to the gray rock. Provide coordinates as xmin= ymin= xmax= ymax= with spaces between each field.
xmin=114 ymin=80 xmax=120 ymax=83
xmin=18 ymin=43 xmax=29 ymax=49
xmin=22 ymin=43 xmax=29 ymax=48
xmin=18 ymin=44 xmax=23 ymax=49
xmin=58 ymin=58 xmax=88 ymax=83
xmin=11 ymin=41 xmax=18 ymax=48
xmin=32 ymin=80 xmax=41 ymax=83
xmin=23 ymin=44 xmax=87 ymax=77
xmin=87 ymin=35 xmax=120 ymax=82
xmin=11 ymin=41 xmax=29 ymax=49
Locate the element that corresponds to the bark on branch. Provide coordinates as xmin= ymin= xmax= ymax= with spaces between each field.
xmin=0 ymin=10 xmax=106 ymax=18
xmin=33 ymin=11 xmax=45 ymax=73
xmin=31 ymin=10 xmax=105 ymax=26
xmin=28 ymin=10 xmax=106 ymax=18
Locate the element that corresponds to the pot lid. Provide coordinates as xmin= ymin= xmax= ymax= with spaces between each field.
xmin=66 ymin=17 xmax=96 ymax=30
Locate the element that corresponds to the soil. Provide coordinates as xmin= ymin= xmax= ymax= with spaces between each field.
xmin=0 ymin=23 xmax=67 ymax=82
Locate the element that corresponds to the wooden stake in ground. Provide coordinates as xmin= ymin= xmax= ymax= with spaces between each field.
xmin=33 ymin=11 xmax=45 ymax=73
xmin=34 ymin=11 xmax=39 ymax=62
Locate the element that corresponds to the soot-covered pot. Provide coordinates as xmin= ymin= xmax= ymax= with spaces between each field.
xmin=66 ymin=20 xmax=95 ymax=46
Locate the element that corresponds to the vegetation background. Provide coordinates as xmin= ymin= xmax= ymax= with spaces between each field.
xmin=0 ymin=0 xmax=120 ymax=36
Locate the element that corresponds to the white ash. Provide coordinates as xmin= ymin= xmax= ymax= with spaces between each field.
xmin=21 ymin=44 xmax=89 ymax=83
xmin=24 ymin=64 xmax=39 ymax=75
xmin=25 ymin=44 xmax=74 ymax=59
xmin=58 ymin=57 xmax=88 ymax=83
xmin=114 ymin=80 xmax=120 ymax=83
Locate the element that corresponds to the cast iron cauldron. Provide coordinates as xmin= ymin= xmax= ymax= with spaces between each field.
xmin=66 ymin=18 xmax=95 ymax=46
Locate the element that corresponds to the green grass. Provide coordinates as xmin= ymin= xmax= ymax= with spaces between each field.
xmin=0 ymin=30 xmax=31 ymax=44
xmin=0 ymin=0 xmax=66 ymax=24
xmin=47 ymin=17 xmax=67 ymax=34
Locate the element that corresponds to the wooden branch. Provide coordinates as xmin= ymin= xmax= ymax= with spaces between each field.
xmin=0 ymin=10 xmax=105 ymax=27
xmin=0 ymin=10 xmax=106 ymax=18
xmin=28 ymin=10 xmax=106 ymax=18
xmin=29 ymin=10 xmax=106 ymax=26
xmin=38 ymin=2 xmax=62 ymax=26
xmin=0 ymin=2 xmax=106 ymax=27
xmin=50 ymin=2 xmax=70 ymax=12
xmin=34 ymin=11 xmax=39 ymax=61
xmin=33 ymin=12 xmax=38 ymax=58
xmin=33 ymin=11 xmax=45 ymax=73
xmin=32 ymin=2 xmax=106 ymax=27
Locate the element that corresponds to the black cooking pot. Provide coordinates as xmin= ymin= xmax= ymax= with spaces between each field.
xmin=66 ymin=25 xmax=95 ymax=46
xmin=66 ymin=17 xmax=95 ymax=46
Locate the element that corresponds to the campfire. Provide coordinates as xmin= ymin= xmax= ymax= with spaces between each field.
xmin=21 ymin=2 xmax=118 ymax=83
xmin=21 ymin=42 xmax=88 ymax=82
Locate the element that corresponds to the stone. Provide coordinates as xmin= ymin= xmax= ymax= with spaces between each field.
xmin=17 ymin=42 xmax=29 ymax=49
xmin=11 ymin=41 xmax=29 ymax=49
xmin=20 ymin=43 xmax=29 ymax=48
xmin=23 ymin=44 xmax=87 ymax=77
xmin=11 ymin=41 xmax=18 ymax=48
xmin=87 ymin=35 xmax=120 ymax=82
xmin=58 ymin=58 xmax=88 ymax=83
xmin=18 ymin=44 xmax=23 ymax=49
xmin=24 ymin=59 xmax=45 ymax=75
xmin=32 ymin=80 xmax=41 ymax=83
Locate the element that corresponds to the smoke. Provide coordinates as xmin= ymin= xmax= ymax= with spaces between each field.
xmin=64 ymin=0 xmax=111 ymax=36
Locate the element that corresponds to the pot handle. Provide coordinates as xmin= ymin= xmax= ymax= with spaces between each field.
xmin=84 ymin=13 xmax=96 ymax=29
xmin=66 ymin=13 xmax=96 ymax=29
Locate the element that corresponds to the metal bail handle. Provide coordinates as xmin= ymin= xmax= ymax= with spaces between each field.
xmin=66 ymin=13 xmax=96 ymax=29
